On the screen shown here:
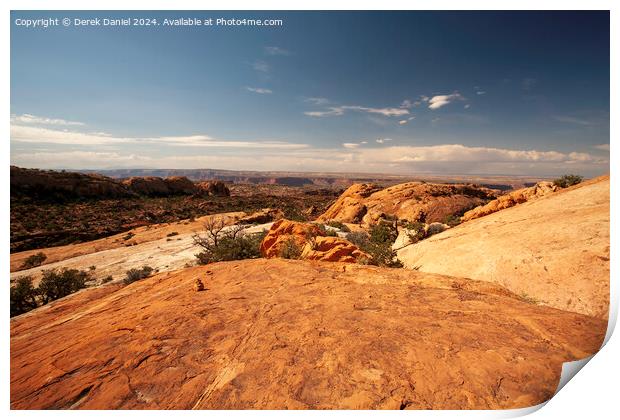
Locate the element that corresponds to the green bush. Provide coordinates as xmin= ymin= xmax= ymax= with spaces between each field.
xmin=347 ymin=226 xmax=403 ymax=268
xmin=405 ymin=221 xmax=426 ymax=244
xmin=123 ymin=266 xmax=154 ymax=285
xmin=278 ymin=237 xmax=303 ymax=259
xmin=20 ymin=252 xmax=47 ymax=269
xmin=194 ymin=225 xmax=266 ymax=265
xmin=443 ymin=214 xmax=461 ymax=227
xmin=10 ymin=276 xmax=38 ymax=317
xmin=38 ymin=268 xmax=92 ymax=304
xmin=324 ymin=220 xmax=351 ymax=232
xmin=553 ymin=174 xmax=583 ymax=188
xmin=369 ymin=221 xmax=399 ymax=244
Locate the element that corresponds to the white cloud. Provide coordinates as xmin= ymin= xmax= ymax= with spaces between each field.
xmin=10 ymin=113 xmax=85 ymax=126
xmin=400 ymin=99 xmax=413 ymax=109
xmin=476 ymin=91 xmax=486 ymax=95
xmin=593 ymin=144 xmax=610 ymax=151
xmin=305 ymin=105 xmax=409 ymax=118
xmin=245 ymin=87 xmax=273 ymax=94
xmin=464 ymin=104 xmax=471 ymax=109
xmin=428 ymin=93 xmax=464 ymax=110
xmin=376 ymin=138 xmax=392 ymax=144
xmin=11 ymin=143 xmax=608 ymax=176
xmin=264 ymin=46 xmax=290 ymax=56
xmin=10 ymin=124 xmax=308 ymax=149
xmin=398 ymin=117 xmax=415 ymax=125
xmin=253 ymin=60 xmax=270 ymax=73
xmin=304 ymin=107 xmax=345 ymax=117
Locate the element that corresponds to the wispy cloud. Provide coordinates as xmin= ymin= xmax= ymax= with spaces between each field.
xmin=11 ymin=113 xmax=85 ymax=126
xmin=305 ymin=105 xmax=409 ymax=118
xmin=252 ymin=60 xmax=270 ymax=73
xmin=428 ymin=93 xmax=464 ymax=110
xmin=264 ymin=46 xmax=290 ymax=56
xmin=245 ymin=87 xmax=273 ymax=94
xmin=342 ymin=142 xmax=361 ymax=149
xmin=376 ymin=138 xmax=392 ymax=144
xmin=10 ymin=124 xmax=308 ymax=149
xmin=399 ymin=117 xmax=415 ymax=125
xmin=476 ymin=91 xmax=486 ymax=95
xmin=593 ymin=144 xmax=610 ymax=151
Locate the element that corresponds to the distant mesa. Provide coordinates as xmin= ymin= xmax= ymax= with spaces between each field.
xmin=10 ymin=166 xmax=230 ymax=200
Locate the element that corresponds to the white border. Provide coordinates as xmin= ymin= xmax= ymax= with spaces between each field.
xmin=2 ymin=2 xmax=616 ymax=419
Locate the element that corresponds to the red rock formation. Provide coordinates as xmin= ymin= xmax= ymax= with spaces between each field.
xmin=10 ymin=166 xmax=134 ymax=199
xmin=301 ymin=236 xmax=370 ymax=263
xmin=461 ymin=181 xmax=559 ymax=222
xmin=318 ymin=182 xmax=495 ymax=226
xmin=260 ymin=220 xmax=368 ymax=263
xmin=195 ymin=180 xmax=230 ymax=197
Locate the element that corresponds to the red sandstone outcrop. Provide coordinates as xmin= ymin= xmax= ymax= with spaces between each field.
xmin=318 ymin=182 xmax=495 ymax=226
xmin=10 ymin=259 xmax=606 ymax=409
xmin=461 ymin=181 xmax=559 ymax=222
xmin=260 ymin=220 xmax=369 ymax=263
xmin=195 ymin=180 xmax=230 ymax=197
xmin=397 ymin=176 xmax=610 ymax=319
xmin=238 ymin=208 xmax=283 ymax=224
xmin=10 ymin=166 xmax=134 ymax=199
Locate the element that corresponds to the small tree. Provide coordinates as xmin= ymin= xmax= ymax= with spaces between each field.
xmin=20 ymin=252 xmax=47 ymax=269
xmin=37 ymin=268 xmax=91 ymax=304
xmin=10 ymin=276 xmax=38 ymax=317
xmin=278 ymin=237 xmax=303 ymax=259
xmin=193 ymin=220 xmax=266 ymax=265
xmin=553 ymin=174 xmax=583 ymax=188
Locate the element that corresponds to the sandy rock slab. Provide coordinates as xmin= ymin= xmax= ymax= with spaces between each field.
xmin=10 ymin=259 xmax=605 ymax=410
xmin=397 ymin=176 xmax=610 ymax=319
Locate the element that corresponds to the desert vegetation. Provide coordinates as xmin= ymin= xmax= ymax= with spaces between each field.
xmin=123 ymin=266 xmax=154 ymax=285
xmin=553 ymin=174 xmax=583 ymax=188
xmin=347 ymin=221 xmax=403 ymax=267
xmin=193 ymin=218 xmax=267 ymax=265
xmin=20 ymin=252 xmax=47 ymax=269
xmin=10 ymin=268 xmax=94 ymax=317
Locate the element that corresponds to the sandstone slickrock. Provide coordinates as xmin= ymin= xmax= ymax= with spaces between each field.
xmin=397 ymin=176 xmax=610 ymax=319
xmin=461 ymin=181 xmax=559 ymax=222
xmin=260 ymin=220 xmax=369 ymax=263
xmin=318 ymin=182 xmax=495 ymax=226
xmin=10 ymin=259 xmax=606 ymax=409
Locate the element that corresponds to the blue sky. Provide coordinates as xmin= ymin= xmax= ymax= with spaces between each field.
xmin=10 ymin=11 xmax=609 ymax=176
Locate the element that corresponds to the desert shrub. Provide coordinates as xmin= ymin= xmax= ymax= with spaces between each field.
xmin=38 ymin=268 xmax=92 ymax=304
xmin=10 ymin=276 xmax=38 ymax=317
xmin=347 ymin=227 xmax=403 ymax=268
xmin=101 ymin=275 xmax=114 ymax=284
xmin=553 ymin=174 xmax=583 ymax=188
xmin=443 ymin=214 xmax=461 ymax=227
xmin=278 ymin=237 xmax=303 ymax=260
xmin=20 ymin=252 xmax=47 ymax=269
xmin=123 ymin=232 xmax=135 ymax=241
xmin=369 ymin=221 xmax=399 ymax=244
xmin=167 ymin=231 xmax=179 ymax=237
xmin=123 ymin=266 xmax=154 ymax=285
xmin=405 ymin=221 xmax=426 ymax=244
xmin=194 ymin=219 xmax=267 ymax=264
xmin=324 ymin=220 xmax=351 ymax=232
